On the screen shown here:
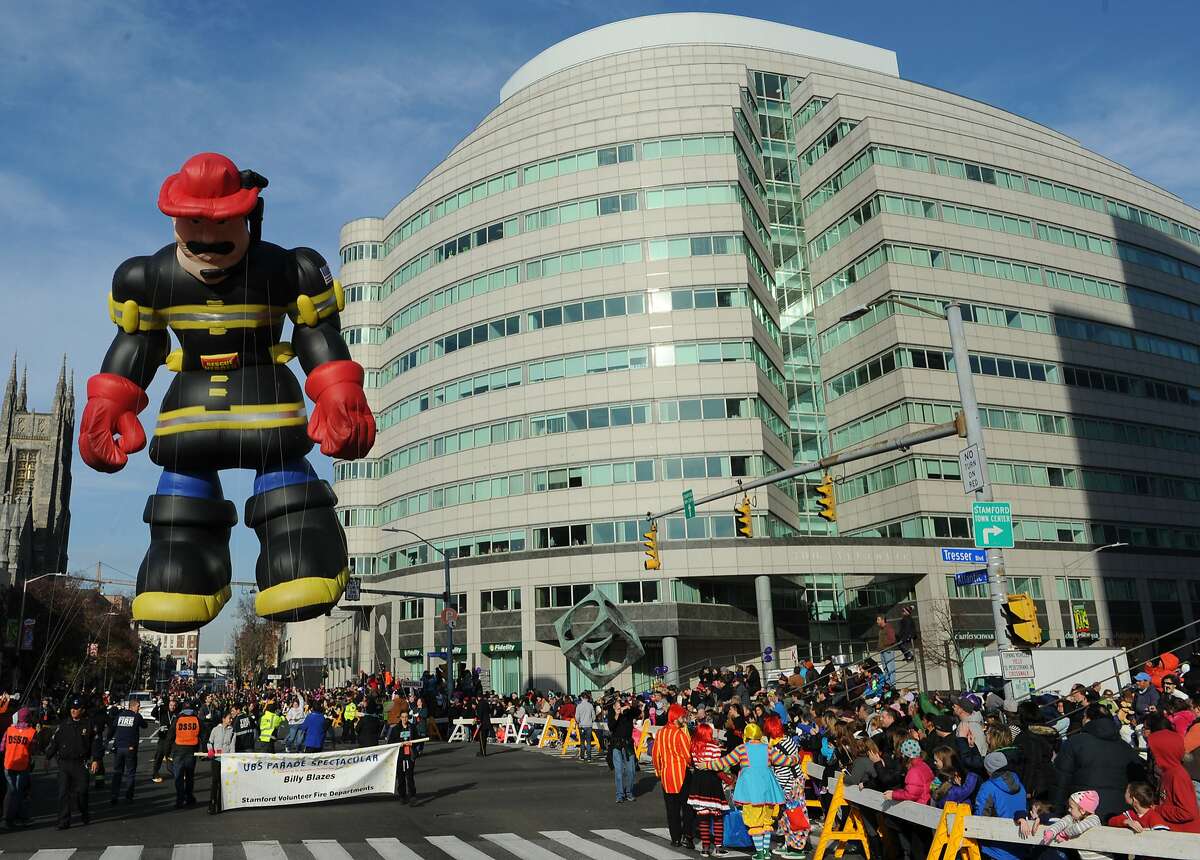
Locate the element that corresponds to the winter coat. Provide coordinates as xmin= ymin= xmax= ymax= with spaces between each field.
xmin=974 ymin=771 xmax=1028 ymax=860
xmin=1135 ymin=684 xmax=1161 ymax=715
xmin=1012 ymin=724 xmax=1058 ymax=801
xmin=935 ymin=770 xmax=980 ymax=808
xmin=1052 ymin=716 xmax=1146 ymax=819
xmin=890 ymin=758 xmax=934 ymax=804
xmin=1146 ymin=652 xmax=1182 ymax=691
xmin=1147 ymin=729 xmax=1200 ymax=832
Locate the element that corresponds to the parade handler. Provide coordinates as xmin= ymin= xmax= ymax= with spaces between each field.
xmin=79 ymin=152 xmax=375 ymax=632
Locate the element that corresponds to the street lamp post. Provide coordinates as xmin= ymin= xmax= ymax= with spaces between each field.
xmin=5 ymin=571 xmax=70 ymax=688
xmin=1062 ymin=542 xmax=1128 ymax=646
xmin=381 ymin=527 xmax=454 ymax=681
xmin=842 ymin=297 xmax=1012 ymax=653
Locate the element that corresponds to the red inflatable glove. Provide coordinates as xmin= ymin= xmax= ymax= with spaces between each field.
xmin=305 ymin=360 xmax=376 ymax=459
xmin=78 ymin=373 xmax=149 ymax=473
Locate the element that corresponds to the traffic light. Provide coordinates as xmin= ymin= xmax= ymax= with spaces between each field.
xmin=643 ymin=521 xmax=661 ymax=570
xmin=1005 ymin=592 xmax=1043 ymax=647
xmin=735 ymin=495 xmax=753 ymax=538
xmin=816 ymin=474 xmax=837 ymax=522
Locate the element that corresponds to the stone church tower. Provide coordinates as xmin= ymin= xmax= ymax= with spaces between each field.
xmin=0 ymin=356 xmax=74 ymax=587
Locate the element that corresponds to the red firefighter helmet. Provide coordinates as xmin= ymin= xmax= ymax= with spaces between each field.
xmin=158 ymin=152 xmax=263 ymax=220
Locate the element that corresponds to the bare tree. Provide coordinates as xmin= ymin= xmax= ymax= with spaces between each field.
xmin=918 ymin=598 xmax=967 ymax=689
xmin=230 ymin=591 xmax=280 ymax=684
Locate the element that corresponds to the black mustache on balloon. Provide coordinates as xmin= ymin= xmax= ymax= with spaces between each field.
xmin=186 ymin=240 xmax=236 ymax=255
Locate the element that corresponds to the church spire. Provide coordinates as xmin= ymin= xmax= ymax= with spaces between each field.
xmin=1 ymin=354 xmax=15 ymax=424
xmin=16 ymin=365 xmax=27 ymax=412
xmin=53 ymin=355 xmax=66 ymax=414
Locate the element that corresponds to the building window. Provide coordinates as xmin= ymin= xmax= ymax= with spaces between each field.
xmin=1053 ymin=577 xmax=1091 ymax=601
xmin=481 ymin=588 xmax=521 ymax=612
xmin=1010 ymin=576 xmax=1045 ymax=600
xmin=11 ymin=449 xmax=36 ymax=496
xmin=1148 ymin=579 xmax=1179 ymax=602
xmin=434 ymin=593 xmax=467 ymax=614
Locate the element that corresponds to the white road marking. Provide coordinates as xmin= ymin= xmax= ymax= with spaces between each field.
xmin=303 ymin=841 xmax=355 ymax=860
xmin=99 ymin=849 xmax=143 ymax=860
xmin=365 ymin=838 xmax=425 ymax=860
xmin=242 ymin=842 xmax=288 ymax=860
xmin=482 ymin=832 xmax=569 ymax=860
xmin=541 ymin=831 xmax=636 ymax=860
xmin=424 ymin=836 xmax=495 ymax=860
xmin=592 ymin=830 xmax=688 ymax=859
xmin=170 ymin=846 xmax=212 ymax=860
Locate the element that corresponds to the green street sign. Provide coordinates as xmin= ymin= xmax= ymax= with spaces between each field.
xmin=682 ymin=489 xmax=696 ymax=519
xmin=972 ymin=501 xmax=1014 ymax=549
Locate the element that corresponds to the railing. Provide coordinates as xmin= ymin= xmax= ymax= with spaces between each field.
xmin=1018 ymin=617 xmax=1200 ymax=701
xmin=805 ymin=759 xmax=1200 ymax=860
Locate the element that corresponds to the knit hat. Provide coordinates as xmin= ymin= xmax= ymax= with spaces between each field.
xmin=900 ymin=739 xmax=922 ymax=759
xmin=1070 ymin=790 xmax=1100 ymax=814
xmin=984 ymin=751 xmax=1007 ymax=775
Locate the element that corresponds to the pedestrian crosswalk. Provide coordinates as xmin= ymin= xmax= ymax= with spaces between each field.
xmin=0 ymin=829 xmax=753 ymax=860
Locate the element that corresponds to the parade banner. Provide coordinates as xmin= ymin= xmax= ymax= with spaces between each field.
xmin=218 ymin=744 xmax=402 ymax=810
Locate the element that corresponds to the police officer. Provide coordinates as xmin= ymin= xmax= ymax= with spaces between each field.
xmin=44 ymin=696 xmax=101 ymax=829
xmin=232 ymin=703 xmax=256 ymax=752
xmin=106 ymin=698 xmax=147 ymax=804
xmin=170 ymin=700 xmax=202 ymax=808
xmin=257 ymin=701 xmax=285 ymax=753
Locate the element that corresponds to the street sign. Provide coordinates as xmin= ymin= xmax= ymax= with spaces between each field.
xmin=440 ymin=607 xmax=459 ymax=628
xmin=940 ymin=547 xmax=987 ymax=565
xmin=958 ymin=444 xmax=985 ymax=495
xmin=265 ymin=673 xmax=280 ymax=680
xmin=953 ymin=568 xmax=989 ymax=587
xmin=682 ymin=489 xmax=696 ymax=519
xmin=428 ymin=651 xmax=447 ymax=659
xmin=999 ymin=649 xmax=1035 ymax=680
xmin=345 ymin=576 xmax=361 ymax=601
xmin=972 ymin=501 xmax=1014 ymax=549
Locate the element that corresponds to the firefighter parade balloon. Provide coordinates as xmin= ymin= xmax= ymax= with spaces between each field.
xmin=79 ymin=153 xmax=375 ymax=631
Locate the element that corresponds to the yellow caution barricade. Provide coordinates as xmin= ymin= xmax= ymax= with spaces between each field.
xmin=633 ymin=719 xmax=654 ymax=760
xmin=560 ymin=718 xmax=601 ymax=756
xmin=811 ymin=772 xmax=871 ymax=860
xmin=537 ymin=717 xmax=562 ymax=748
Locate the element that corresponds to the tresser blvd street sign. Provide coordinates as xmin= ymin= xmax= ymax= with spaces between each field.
xmin=940 ymin=547 xmax=987 ymax=565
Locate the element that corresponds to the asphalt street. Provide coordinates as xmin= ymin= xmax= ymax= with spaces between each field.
xmin=0 ymin=740 xmax=687 ymax=857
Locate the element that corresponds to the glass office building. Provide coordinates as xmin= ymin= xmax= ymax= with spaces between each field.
xmin=327 ymin=13 xmax=1200 ymax=691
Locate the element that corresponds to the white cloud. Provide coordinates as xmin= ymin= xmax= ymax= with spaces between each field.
xmin=1059 ymin=82 xmax=1200 ymax=208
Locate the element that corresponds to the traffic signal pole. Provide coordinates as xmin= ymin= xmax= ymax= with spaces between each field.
xmin=648 ymin=412 xmax=967 ymax=521
xmin=946 ymin=303 xmax=1011 ymax=652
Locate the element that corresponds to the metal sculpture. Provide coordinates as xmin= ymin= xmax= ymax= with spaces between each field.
xmin=554 ymin=588 xmax=645 ymax=687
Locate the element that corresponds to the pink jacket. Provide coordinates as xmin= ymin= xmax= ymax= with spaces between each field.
xmin=891 ymin=758 xmax=934 ymax=804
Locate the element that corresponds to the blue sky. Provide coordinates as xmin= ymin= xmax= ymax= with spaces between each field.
xmin=3 ymin=0 xmax=1198 ymax=652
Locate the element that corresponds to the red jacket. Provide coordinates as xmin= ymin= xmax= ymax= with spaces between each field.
xmin=652 ymin=724 xmax=692 ymax=794
xmin=891 ymin=758 xmax=934 ymax=804
xmin=1147 ymin=730 xmax=1200 ymax=833
xmin=1145 ymin=653 xmax=1181 ymax=691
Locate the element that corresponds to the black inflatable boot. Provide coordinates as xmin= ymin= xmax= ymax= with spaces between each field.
xmin=132 ymin=495 xmax=237 ymax=632
xmin=245 ymin=480 xmax=348 ymax=622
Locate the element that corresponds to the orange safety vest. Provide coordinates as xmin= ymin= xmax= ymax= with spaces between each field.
xmin=3 ymin=725 xmax=35 ymax=771
xmin=174 ymin=714 xmax=201 ymax=747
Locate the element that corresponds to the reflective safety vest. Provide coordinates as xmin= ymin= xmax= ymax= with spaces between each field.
xmin=3 ymin=725 xmax=36 ymax=771
xmin=174 ymin=714 xmax=201 ymax=747
xmin=259 ymin=711 xmax=285 ymax=742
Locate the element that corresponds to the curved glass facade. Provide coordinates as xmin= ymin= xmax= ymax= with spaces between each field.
xmin=325 ymin=13 xmax=1200 ymax=691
